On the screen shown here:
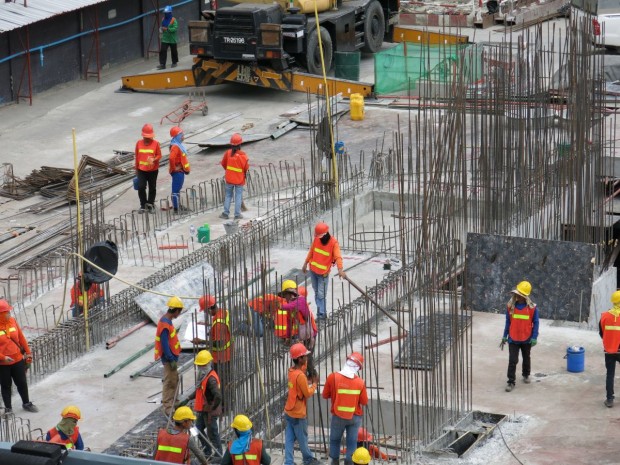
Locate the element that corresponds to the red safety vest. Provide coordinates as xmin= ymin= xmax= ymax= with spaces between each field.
xmin=229 ymin=439 xmax=263 ymax=465
xmin=274 ymin=308 xmax=298 ymax=339
xmin=195 ymin=370 xmax=221 ymax=412
xmin=211 ymin=310 xmax=232 ymax=363
xmin=507 ymin=304 xmax=536 ymax=341
xmin=601 ymin=310 xmax=620 ymax=353
xmin=154 ymin=318 xmax=181 ymax=361
xmin=0 ymin=317 xmax=28 ymax=364
xmin=154 ymin=429 xmax=191 ymax=464
xmin=46 ymin=427 xmax=80 ymax=449
xmin=308 ymin=236 xmax=337 ymax=275
xmin=221 ymin=149 xmax=249 ymax=185
xmin=328 ymin=372 xmax=366 ymax=420
xmin=135 ymin=139 xmax=161 ymax=172
xmin=169 ymin=144 xmax=190 ymax=174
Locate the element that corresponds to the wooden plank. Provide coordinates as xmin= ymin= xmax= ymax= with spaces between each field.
xmin=392 ymin=25 xmax=470 ymax=45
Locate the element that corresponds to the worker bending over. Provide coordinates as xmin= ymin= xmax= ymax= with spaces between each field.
xmin=154 ymin=406 xmax=208 ymax=464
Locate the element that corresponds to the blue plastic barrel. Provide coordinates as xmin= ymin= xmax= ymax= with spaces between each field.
xmin=566 ymin=346 xmax=585 ymax=373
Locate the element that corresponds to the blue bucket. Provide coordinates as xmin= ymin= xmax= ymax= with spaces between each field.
xmin=565 ymin=346 xmax=585 ymax=373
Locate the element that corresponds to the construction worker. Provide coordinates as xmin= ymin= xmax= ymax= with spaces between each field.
xmin=282 ymin=283 xmax=317 ymax=376
xmin=168 ymin=126 xmax=191 ymax=214
xmin=0 ymin=299 xmax=38 ymax=413
xmin=276 ymin=280 xmax=300 ymax=344
xmin=135 ymin=123 xmax=162 ymax=213
xmin=502 ymin=280 xmax=539 ymax=392
xmin=351 ymin=447 xmax=372 ymax=465
xmin=45 ymin=406 xmax=85 ymax=450
xmin=355 ymin=428 xmax=396 ymax=461
xmin=322 ymin=352 xmax=368 ymax=465
xmin=69 ymin=274 xmax=104 ymax=317
xmin=221 ymin=415 xmax=271 ymax=465
xmin=154 ymin=406 xmax=208 ymax=465
xmin=157 ymin=5 xmax=179 ymax=70
xmin=220 ymin=133 xmax=249 ymax=220
xmin=192 ymin=350 xmax=223 ymax=458
xmin=284 ymin=343 xmax=320 ymax=465
xmin=599 ymin=290 xmax=620 ymax=408
xmin=302 ymin=222 xmax=346 ymax=320
xmin=155 ymin=296 xmax=184 ymax=417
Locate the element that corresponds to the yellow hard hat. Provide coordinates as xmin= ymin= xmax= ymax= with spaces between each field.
xmin=352 ymin=447 xmax=372 ymax=465
xmin=195 ymin=350 xmax=213 ymax=366
xmin=231 ymin=414 xmax=252 ymax=431
xmin=514 ymin=281 xmax=532 ymax=297
xmin=61 ymin=405 xmax=81 ymax=420
xmin=611 ymin=290 xmax=620 ymax=304
xmin=282 ymin=279 xmax=297 ymax=293
xmin=167 ymin=296 xmax=184 ymax=309
xmin=172 ymin=406 xmax=196 ymax=422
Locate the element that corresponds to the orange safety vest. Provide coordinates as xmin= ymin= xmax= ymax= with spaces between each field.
xmin=70 ymin=281 xmax=103 ymax=307
xmin=46 ymin=426 xmax=80 ymax=449
xmin=601 ymin=310 xmax=620 ymax=353
xmin=507 ymin=304 xmax=536 ymax=342
xmin=154 ymin=429 xmax=191 ymax=464
xmin=211 ymin=310 xmax=232 ymax=363
xmin=169 ymin=144 xmax=191 ymax=174
xmin=222 ymin=149 xmax=249 ymax=185
xmin=0 ymin=318 xmax=28 ymax=364
xmin=274 ymin=307 xmax=298 ymax=339
xmin=284 ymin=367 xmax=309 ymax=418
xmin=195 ymin=370 xmax=221 ymax=412
xmin=136 ymin=139 xmax=161 ymax=172
xmin=228 ymin=438 xmax=263 ymax=465
xmin=330 ymin=372 xmax=366 ymax=420
xmin=308 ymin=236 xmax=337 ymax=275
xmin=154 ymin=318 xmax=181 ymax=361
xmin=248 ymin=294 xmax=285 ymax=319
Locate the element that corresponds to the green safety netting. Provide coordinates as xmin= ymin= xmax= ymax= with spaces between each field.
xmin=374 ymin=42 xmax=483 ymax=95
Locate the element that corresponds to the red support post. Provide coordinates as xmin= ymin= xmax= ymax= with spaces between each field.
xmin=84 ymin=5 xmax=101 ymax=81
xmin=146 ymin=0 xmax=161 ymax=58
xmin=16 ymin=25 xmax=33 ymax=105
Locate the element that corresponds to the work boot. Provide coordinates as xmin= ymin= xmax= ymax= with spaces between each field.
xmin=330 ymin=458 xmax=339 ymax=465
xmin=523 ymin=376 xmax=531 ymax=384
xmin=219 ymin=213 xmax=229 ymax=219
xmin=23 ymin=402 xmax=39 ymax=412
xmin=234 ymin=214 xmax=244 ymax=220
xmin=605 ymin=399 xmax=614 ymax=408
xmin=505 ymin=383 xmax=515 ymax=392
xmin=3 ymin=407 xmax=12 ymax=414
xmin=138 ymin=207 xmax=146 ymax=214
xmin=157 ymin=65 xmax=165 ymax=70
xmin=171 ymin=63 xmax=178 ymax=68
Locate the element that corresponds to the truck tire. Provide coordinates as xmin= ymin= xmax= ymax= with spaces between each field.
xmin=307 ymin=26 xmax=333 ymax=75
xmin=361 ymin=1 xmax=385 ymax=53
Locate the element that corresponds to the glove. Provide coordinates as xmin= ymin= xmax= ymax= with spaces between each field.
xmin=530 ymin=339 xmax=537 ymax=347
xmin=499 ymin=338 xmax=507 ymax=350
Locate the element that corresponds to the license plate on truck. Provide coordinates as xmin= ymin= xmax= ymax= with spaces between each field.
xmin=223 ymin=37 xmax=245 ymax=44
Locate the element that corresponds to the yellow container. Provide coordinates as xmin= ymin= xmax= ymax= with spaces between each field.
xmin=350 ymin=93 xmax=365 ymax=121
xmin=295 ymin=0 xmax=331 ymax=13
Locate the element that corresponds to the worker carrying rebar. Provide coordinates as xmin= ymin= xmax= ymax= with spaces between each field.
xmin=220 ymin=415 xmax=271 ymax=465
xmin=302 ymin=222 xmax=346 ymax=320
xmin=599 ymin=290 xmax=620 ymax=408
xmin=275 ymin=280 xmax=300 ymax=345
xmin=191 ymin=350 xmax=223 ymax=458
xmin=155 ymin=296 xmax=184 ymax=417
xmin=45 ymin=406 xmax=86 ymax=450
xmin=154 ymin=406 xmax=208 ymax=465
xmin=284 ymin=343 xmax=320 ymax=465
xmin=323 ymin=352 xmax=369 ymax=465
xmin=501 ymin=280 xmax=539 ymax=393
xmin=69 ymin=274 xmax=104 ymax=318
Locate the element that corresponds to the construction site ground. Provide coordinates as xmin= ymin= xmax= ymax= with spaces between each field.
xmin=1 ymin=17 xmax=619 ymax=465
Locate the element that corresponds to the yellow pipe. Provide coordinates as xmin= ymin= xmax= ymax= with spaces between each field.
xmin=72 ymin=129 xmax=90 ymax=351
xmin=313 ymin=6 xmax=339 ymax=200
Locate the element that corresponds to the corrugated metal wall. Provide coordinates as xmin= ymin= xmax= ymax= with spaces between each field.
xmin=0 ymin=0 xmax=201 ymax=105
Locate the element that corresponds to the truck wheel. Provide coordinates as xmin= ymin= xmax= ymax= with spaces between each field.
xmin=361 ymin=1 xmax=385 ymax=53
xmin=307 ymin=26 xmax=333 ymax=75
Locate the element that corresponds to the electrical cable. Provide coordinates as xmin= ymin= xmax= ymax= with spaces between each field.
xmin=495 ymin=421 xmax=525 ymax=465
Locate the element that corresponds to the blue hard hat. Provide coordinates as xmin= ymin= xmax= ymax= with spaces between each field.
xmin=164 ymin=5 xmax=172 ymax=13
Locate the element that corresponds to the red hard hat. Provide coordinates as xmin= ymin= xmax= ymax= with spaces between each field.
xmin=347 ymin=352 xmax=364 ymax=368
xmin=315 ymin=222 xmax=329 ymax=237
xmin=0 ymin=299 xmax=12 ymax=313
xmin=170 ymin=126 xmax=183 ymax=138
xmin=230 ymin=133 xmax=243 ymax=145
xmin=298 ymin=286 xmax=308 ymax=297
xmin=357 ymin=427 xmax=373 ymax=442
xmin=199 ymin=294 xmax=216 ymax=311
xmin=142 ymin=123 xmax=154 ymax=138
xmin=290 ymin=343 xmax=310 ymax=360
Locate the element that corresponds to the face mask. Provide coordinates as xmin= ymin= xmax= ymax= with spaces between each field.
xmin=320 ymin=232 xmax=331 ymax=245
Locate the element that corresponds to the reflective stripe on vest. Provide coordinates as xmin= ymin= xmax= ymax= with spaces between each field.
xmin=227 ymin=165 xmax=242 ymax=173
xmin=605 ymin=325 xmax=620 ymax=330
xmin=211 ymin=312 xmax=231 ymax=351
xmin=0 ymin=328 xmax=17 ymax=336
xmin=158 ymin=445 xmax=183 ymax=454
xmin=234 ymin=455 xmax=258 ymax=460
xmin=513 ymin=314 xmax=530 ymax=320
xmin=310 ymin=261 xmax=328 ymax=271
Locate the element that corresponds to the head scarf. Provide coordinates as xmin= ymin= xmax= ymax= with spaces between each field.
xmin=162 ymin=11 xmax=173 ymax=28
xmin=57 ymin=417 xmax=78 ymax=437
xmin=230 ymin=429 xmax=252 ymax=454
xmin=338 ymin=359 xmax=360 ymax=379
xmin=171 ymin=133 xmax=188 ymax=156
